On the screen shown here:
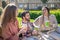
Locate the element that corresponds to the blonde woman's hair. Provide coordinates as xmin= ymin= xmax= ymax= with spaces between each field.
xmin=1 ymin=3 xmax=17 ymax=27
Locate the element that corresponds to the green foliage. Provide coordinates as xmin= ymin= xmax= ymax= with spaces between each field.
xmin=30 ymin=11 xmax=42 ymax=19
xmin=41 ymin=0 xmax=48 ymax=3
xmin=0 ymin=7 xmax=2 ymax=15
xmin=2 ymin=1 xmax=7 ymax=8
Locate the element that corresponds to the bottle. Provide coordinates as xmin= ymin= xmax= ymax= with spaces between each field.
xmin=45 ymin=20 xmax=50 ymax=27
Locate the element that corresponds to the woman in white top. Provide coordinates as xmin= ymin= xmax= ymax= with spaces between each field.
xmin=33 ymin=6 xmax=58 ymax=31
xmin=33 ymin=7 xmax=60 ymax=40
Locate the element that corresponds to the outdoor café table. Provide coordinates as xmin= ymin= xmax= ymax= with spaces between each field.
xmin=48 ymin=27 xmax=60 ymax=40
xmin=37 ymin=30 xmax=55 ymax=40
xmin=38 ymin=27 xmax=60 ymax=40
xmin=21 ymin=36 xmax=39 ymax=40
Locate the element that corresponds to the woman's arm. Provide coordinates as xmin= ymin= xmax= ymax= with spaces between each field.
xmin=52 ymin=15 xmax=58 ymax=28
xmin=33 ymin=16 xmax=41 ymax=28
xmin=47 ymin=15 xmax=58 ymax=34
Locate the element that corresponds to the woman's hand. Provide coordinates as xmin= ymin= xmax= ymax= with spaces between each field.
xmin=32 ymin=30 xmax=38 ymax=36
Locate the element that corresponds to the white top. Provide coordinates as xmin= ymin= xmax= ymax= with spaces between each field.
xmin=33 ymin=15 xmax=58 ymax=30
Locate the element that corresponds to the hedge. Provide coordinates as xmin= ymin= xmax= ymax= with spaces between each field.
xmin=0 ymin=7 xmax=2 ymax=15
xmin=18 ymin=9 xmax=60 ymax=23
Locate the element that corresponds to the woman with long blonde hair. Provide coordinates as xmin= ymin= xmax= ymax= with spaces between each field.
xmin=0 ymin=7 xmax=3 ymax=40
xmin=2 ymin=4 xmax=20 ymax=40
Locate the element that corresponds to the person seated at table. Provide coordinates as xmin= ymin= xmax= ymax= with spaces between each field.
xmin=19 ymin=11 xmax=38 ymax=40
xmin=2 ymin=4 xmax=20 ymax=40
xmin=33 ymin=6 xmax=58 ymax=32
xmin=33 ymin=6 xmax=60 ymax=40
